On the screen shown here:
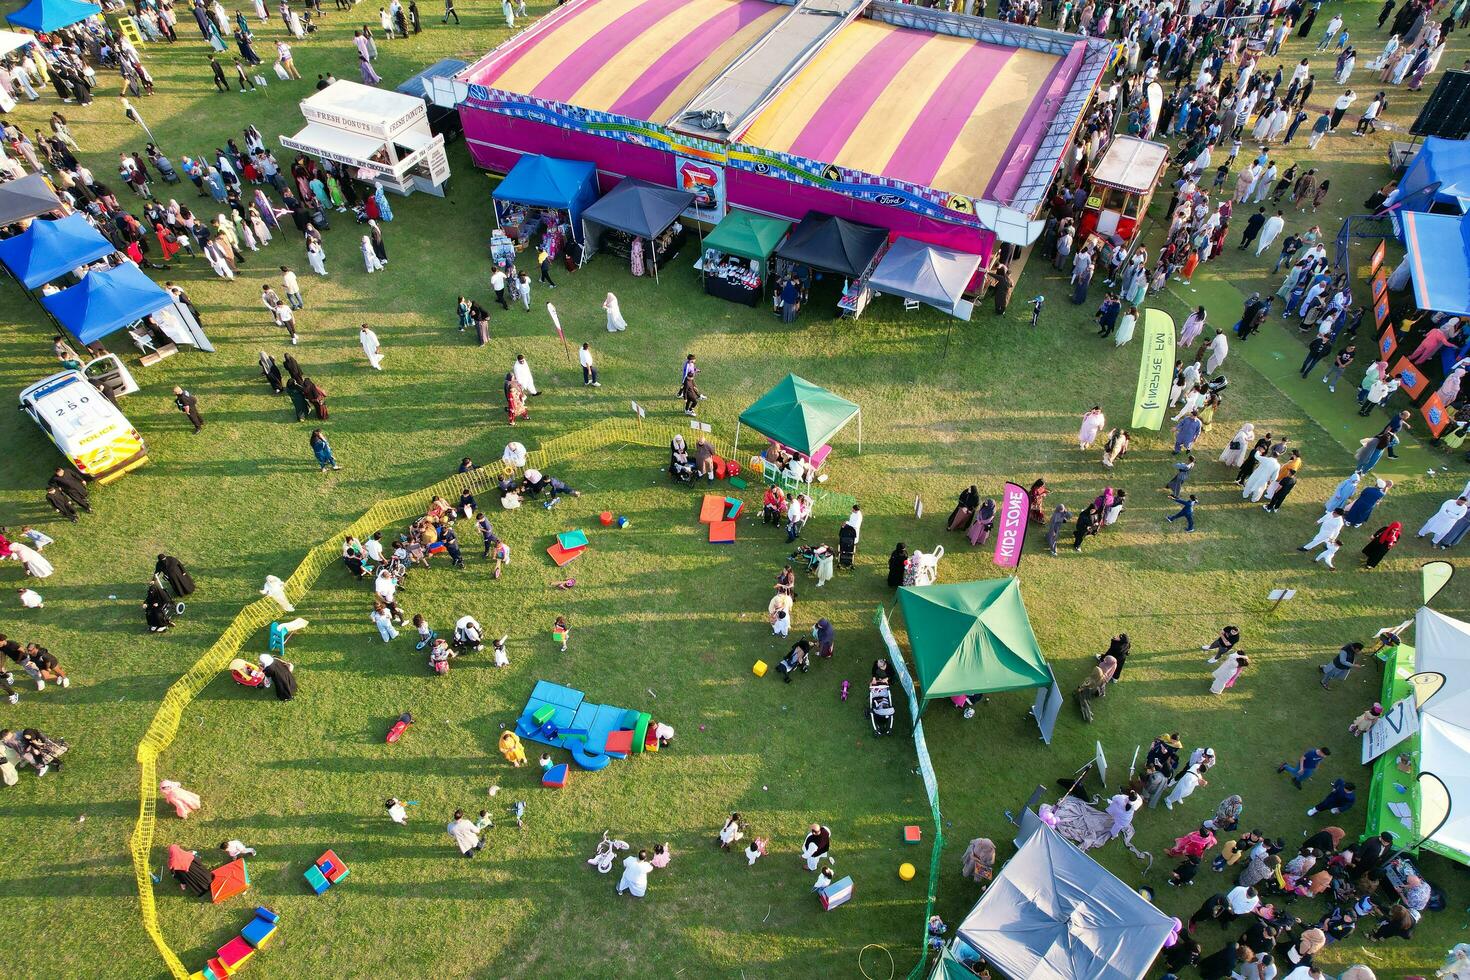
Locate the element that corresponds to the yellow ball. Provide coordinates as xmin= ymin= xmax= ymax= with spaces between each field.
xmin=898 ymin=862 xmax=916 ymax=881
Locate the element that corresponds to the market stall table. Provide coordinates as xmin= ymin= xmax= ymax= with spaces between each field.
xmin=701 ymin=208 xmax=791 ymax=306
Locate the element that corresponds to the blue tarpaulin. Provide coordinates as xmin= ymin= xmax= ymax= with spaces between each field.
xmin=1395 ymin=137 xmax=1470 ymax=214
xmin=5 ymin=0 xmax=101 ymax=31
xmin=1401 ymin=211 xmax=1470 ymax=317
xmin=42 ymin=263 xmax=172 ymax=345
xmin=493 ymin=155 xmax=598 ymax=244
xmin=0 ymin=213 xmax=113 ymax=289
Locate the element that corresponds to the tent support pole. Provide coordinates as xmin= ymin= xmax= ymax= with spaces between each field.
xmin=857 ymin=409 xmax=862 ymax=454
xmin=653 ymin=243 xmax=660 ymax=284
xmin=733 ymin=420 xmax=741 ymax=461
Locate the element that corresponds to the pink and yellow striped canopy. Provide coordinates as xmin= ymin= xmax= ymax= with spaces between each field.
xmin=469 ymin=0 xmax=785 ymax=125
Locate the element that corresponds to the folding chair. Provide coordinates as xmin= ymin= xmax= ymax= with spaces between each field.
xmin=903 ymin=298 xmax=920 ymax=312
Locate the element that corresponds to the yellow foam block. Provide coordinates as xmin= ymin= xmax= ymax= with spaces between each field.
xmin=752 ymin=660 xmax=768 ymax=677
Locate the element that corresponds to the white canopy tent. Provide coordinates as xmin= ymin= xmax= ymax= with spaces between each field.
xmin=0 ymin=29 xmax=35 ymax=57
xmin=1410 ymin=606 xmax=1470 ymax=860
xmin=280 ymin=80 xmax=450 ymax=197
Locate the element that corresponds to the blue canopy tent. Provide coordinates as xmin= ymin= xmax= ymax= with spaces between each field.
xmin=0 ymin=213 xmax=114 ymax=289
xmin=1394 ymin=137 xmax=1470 ymax=215
xmin=1401 ymin=210 xmax=1470 ymax=317
xmin=5 ymin=0 xmax=101 ymax=30
xmin=492 ymin=155 xmax=598 ymax=245
xmin=42 ymin=264 xmax=174 ymax=346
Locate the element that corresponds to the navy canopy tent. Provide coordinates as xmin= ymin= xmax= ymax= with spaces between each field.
xmin=580 ymin=178 xmax=695 ymax=281
xmin=0 ymin=213 xmax=114 ymax=289
xmin=493 ymin=155 xmax=598 ymax=244
xmin=1395 ymin=137 xmax=1470 ymax=215
xmin=1401 ymin=210 xmax=1470 ymax=316
xmin=775 ymin=212 xmax=887 ymax=279
xmin=6 ymin=0 xmax=101 ymax=30
xmin=42 ymin=263 xmax=172 ymax=345
xmin=0 ymin=172 xmax=62 ymax=226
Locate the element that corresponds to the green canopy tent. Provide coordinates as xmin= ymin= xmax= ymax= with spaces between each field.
xmin=733 ymin=373 xmax=861 ymax=461
xmin=702 ymin=209 xmax=791 ymax=305
xmin=927 ymin=946 xmax=979 ymax=980
xmin=895 ymin=578 xmax=1054 ymax=719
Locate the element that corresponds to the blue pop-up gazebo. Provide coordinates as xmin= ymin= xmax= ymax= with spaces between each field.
xmin=42 ymin=263 xmax=173 ymax=345
xmin=492 ymin=154 xmax=599 ymax=245
xmin=6 ymin=0 xmax=102 ymax=31
xmin=0 ymin=213 xmax=114 ymax=289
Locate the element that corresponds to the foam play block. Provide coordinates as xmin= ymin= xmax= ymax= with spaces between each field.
xmin=903 ymin=825 xmax=922 ymax=844
xmin=708 ymin=519 xmax=736 ymax=543
xmin=217 ymin=937 xmax=254 ymax=969
xmin=532 ymin=704 xmax=557 ymax=726
xmin=190 ymin=972 xmax=209 ymax=980
xmin=698 ymin=494 xmax=726 ymax=523
xmin=753 ymin=660 xmax=768 ymax=677
xmin=317 ymin=850 xmax=347 ymax=882
xmin=599 ymin=511 xmax=614 ymax=526
xmin=530 ymin=680 xmax=585 ymax=709
xmin=211 ymin=859 xmax=250 ymax=904
xmin=542 ymin=762 xmax=569 ymax=788
xmin=604 ymin=729 xmax=634 ymax=755
xmin=240 ymin=912 xmax=278 ymax=949
xmin=729 ymin=477 xmax=747 ymax=489
xmin=644 ymin=728 xmax=659 ymax=752
xmin=546 ymin=542 xmax=586 ymax=566
xmin=725 ymin=497 xmax=743 ymax=519
xmin=819 ymin=876 xmax=854 ymax=910
xmin=206 ymin=957 xmax=233 ymax=978
xmin=632 ymin=712 xmax=651 ymax=754
xmin=303 ymin=864 xmax=329 ymax=894
xmin=557 ymin=529 xmax=588 ymax=550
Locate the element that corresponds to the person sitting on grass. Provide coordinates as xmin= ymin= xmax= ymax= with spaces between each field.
xmin=763 ymin=485 xmax=788 ymax=524
xmin=669 ymin=435 xmax=694 ymax=482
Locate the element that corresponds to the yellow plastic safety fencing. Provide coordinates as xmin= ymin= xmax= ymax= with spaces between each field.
xmin=130 ymin=415 xmax=723 ymax=978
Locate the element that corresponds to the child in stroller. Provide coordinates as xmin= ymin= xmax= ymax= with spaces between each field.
xmin=791 ymin=543 xmax=832 ymax=574
xmin=6 ymin=727 xmax=67 ymax=776
xmin=775 ymin=639 xmax=812 ymax=683
xmin=868 ymin=683 xmax=895 ymax=735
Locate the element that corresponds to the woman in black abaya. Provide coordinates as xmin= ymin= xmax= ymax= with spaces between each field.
xmin=260 ymin=653 xmax=297 ymax=701
xmin=155 ymin=554 xmax=196 ymax=596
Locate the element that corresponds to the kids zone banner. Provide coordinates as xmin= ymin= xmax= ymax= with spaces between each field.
xmin=993 ymin=482 xmax=1030 ymax=568
xmin=1131 ymin=309 xmax=1176 ymax=430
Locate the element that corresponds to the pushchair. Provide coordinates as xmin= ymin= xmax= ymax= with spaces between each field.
xmin=902 ymin=545 xmax=944 ymax=586
xmin=838 ymin=523 xmax=856 ymax=570
xmin=868 ymin=683 xmax=895 ymax=736
xmin=791 ymin=543 xmax=832 ymax=574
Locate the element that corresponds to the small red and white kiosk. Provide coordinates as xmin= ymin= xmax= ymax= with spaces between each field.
xmin=1078 ymin=137 xmax=1168 ymax=243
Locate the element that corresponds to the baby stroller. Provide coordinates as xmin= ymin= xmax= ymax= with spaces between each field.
xmin=587 ymin=830 xmax=630 ymax=874
xmin=868 ymin=683 xmax=895 ymax=736
xmin=838 ymin=523 xmax=857 ymax=570
xmin=902 ymin=545 xmax=944 ymax=587
xmin=791 ymin=543 xmax=832 ymax=574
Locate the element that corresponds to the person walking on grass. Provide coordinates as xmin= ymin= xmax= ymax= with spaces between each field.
xmin=359 ymin=323 xmax=384 ymax=370
xmin=1166 ymin=493 xmax=1198 ymax=532
xmin=310 ymin=428 xmax=339 ymax=471
xmin=447 ymin=809 xmax=483 ymax=857
xmin=1278 ymin=745 xmax=1329 ymax=788
xmin=579 ymin=342 xmax=600 ymax=386
xmin=281 ymin=265 xmax=304 ymax=308
xmin=172 ymin=386 xmax=204 ymax=433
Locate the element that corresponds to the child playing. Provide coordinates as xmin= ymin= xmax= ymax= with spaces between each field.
xmin=511 ymin=800 xmax=526 ymax=829
xmin=927 ymin=915 xmax=948 ymax=950
xmin=745 ymin=836 xmax=767 ymax=866
xmin=17 ymin=588 xmax=42 ymax=609
xmin=772 ymin=608 xmax=790 ymax=638
xmin=1213 ymin=162 xmax=1230 ymax=190
xmin=1168 ymin=853 xmax=1200 ymax=886
xmin=553 ymin=615 xmax=570 ymax=652
xmin=220 ymin=839 xmax=257 ymax=858
xmin=371 ymin=602 xmax=399 ymax=643
xmin=474 ymin=809 xmax=494 ymax=833
xmin=491 ymin=539 xmax=510 ymax=578
xmin=428 ymin=637 xmax=452 ymax=674
xmin=19 ymin=526 xmax=52 ymax=551
xmin=814 ymin=865 xmax=835 ymax=891
xmin=651 ymin=843 xmax=671 ymax=868
xmin=538 ymin=753 xmax=552 ymax=771
xmin=493 ymin=634 xmax=509 ymax=667
xmin=1029 ymin=294 xmax=1044 ymax=328
xmin=413 ymin=614 xmax=435 ymax=650
xmin=386 ymin=798 xmax=408 ymax=825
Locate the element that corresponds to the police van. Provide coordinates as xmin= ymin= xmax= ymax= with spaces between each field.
xmin=19 ymin=366 xmax=148 ymax=483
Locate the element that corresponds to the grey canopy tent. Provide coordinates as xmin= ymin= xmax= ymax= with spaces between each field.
xmin=867 ymin=237 xmax=981 ymax=320
xmin=775 ymin=211 xmax=886 ymax=278
xmin=0 ymin=173 xmax=63 ymax=226
xmin=580 ymin=178 xmax=695 ymax=282
xmin=953 ymin=814 xmax=1175 ymax=980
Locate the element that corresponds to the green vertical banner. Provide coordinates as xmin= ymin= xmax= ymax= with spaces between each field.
xmin=1130 ymin=309 xmax=1176 ymax=430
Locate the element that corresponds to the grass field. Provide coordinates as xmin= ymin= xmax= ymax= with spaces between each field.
xmin=1 ymin=1 xmax=1469 ymax=977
